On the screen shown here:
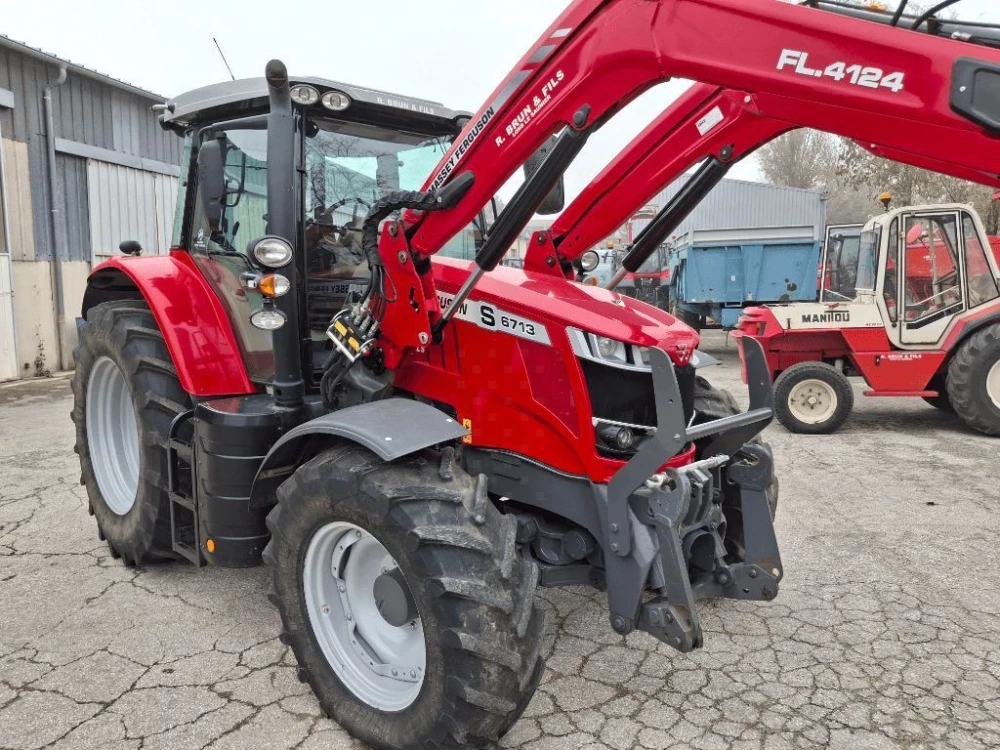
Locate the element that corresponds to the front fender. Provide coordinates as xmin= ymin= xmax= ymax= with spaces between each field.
xmin=249 ymin=398 xmax=469 ymax=508
xmin=83 ymin=252 xmax=255 ymax=397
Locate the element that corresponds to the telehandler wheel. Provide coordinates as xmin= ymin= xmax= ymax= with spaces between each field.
xmin=72 ymin=300 xmax=190 ymax=565
xmin=947 ymin=324 xmax=1000 ymax=436
xmin=264 ymin=444 xmax=545 ymax=750
xmin=693 ymin=376 xmax=778 ymax=520
xmin=773 ymin=361 xmax=853 ymax=435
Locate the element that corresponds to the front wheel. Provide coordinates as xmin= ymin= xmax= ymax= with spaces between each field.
xmin=774 ymin=361 xmax=853 ymax=435
xmin=947 ymin=325 xmax=1000 ymax=436
xmin=265 ymin=444 xmax=544 ymax=750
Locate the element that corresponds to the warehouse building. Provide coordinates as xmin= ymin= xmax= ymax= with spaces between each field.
xmin=629 ymin=177 xmax=828 ymax=241
xmin=0 ymin=37 xmax=182 ymax=381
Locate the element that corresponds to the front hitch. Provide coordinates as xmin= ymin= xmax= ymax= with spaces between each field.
xmin=602 ymin=338 xmax=782 ymax=649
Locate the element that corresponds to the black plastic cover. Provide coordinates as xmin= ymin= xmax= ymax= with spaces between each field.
xmin=951 ymin=57 xmax=1000 ymax=134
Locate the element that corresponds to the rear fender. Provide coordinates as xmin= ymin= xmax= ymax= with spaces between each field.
xmin=82 ymin=252 xmax=255 ymax=397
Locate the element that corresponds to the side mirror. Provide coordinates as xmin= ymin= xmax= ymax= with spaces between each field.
xmin=197 ymin=137 xmax=226 ymax=232
xmin=522 ymin=135 xmax=565 ymax=215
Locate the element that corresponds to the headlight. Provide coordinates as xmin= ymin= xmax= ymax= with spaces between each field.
xmin=250 ymin=308 xmax=287 ymax=330
xmin=250 ymin=237 xmax=294 ymax=268
xmin=290 ymin=85 xmax=320 ymax=106
xmin=321 ymin=90 xmax=351 ymax=111
xmin=567 ymin=328 xmax=647 ymax=371
xmin=596 ymin=336 xmax=624 ymax=360
xmin=579 ymin=250 xmax=600 ymax=272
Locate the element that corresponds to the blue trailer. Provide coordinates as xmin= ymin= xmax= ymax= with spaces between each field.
xmin=666 ymin=226 xmax=822 ymax=329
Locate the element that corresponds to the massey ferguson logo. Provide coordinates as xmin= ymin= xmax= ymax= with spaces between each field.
xmin=802 ymin=311 xmax=850 ymax=324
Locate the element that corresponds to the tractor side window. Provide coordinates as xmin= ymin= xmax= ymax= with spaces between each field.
xmin=902 ymin=213 xmax=963 ymax=323
xmin=883 ymin=219 xmax=899 ymax=323
xmin=172 ymin=136 xmax=194 ymax=248
xmin=188 ymin=128 xmax=274 ymax=383
xmin=962 ymin=213 xmax=1000 ymax=308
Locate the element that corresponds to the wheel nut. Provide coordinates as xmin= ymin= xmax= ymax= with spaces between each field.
xmin=410 ymin=670 xmax=417 ymax=678
xmin=392 ymin=668 xmax=398 ymax=676
xmin=322 ymin=605 xmax=330 ymax=614
xmin=339 ymin=583 xmax=346 ymax=592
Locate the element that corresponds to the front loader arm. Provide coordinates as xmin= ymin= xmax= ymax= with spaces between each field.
xmin=549 ymin=84 xmax=795 ymax=260
xmin=552 ymin=79 xmax=1000 ymax=265
xmin=408 ymin=0 xmax=1000 ymax=264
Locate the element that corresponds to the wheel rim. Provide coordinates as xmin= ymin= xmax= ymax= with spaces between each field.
xmin=787 ymin=378 xmax=839 ymax=425
xmin=988 ymin=360 xmax=1000 ymax=410
xmin=85 ymin=356 xmax=140 ymax=515
xmin=303 ymin=522 xmax=426 ymax=712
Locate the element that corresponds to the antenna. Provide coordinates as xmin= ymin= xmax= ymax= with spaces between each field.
xmin=213 ymin=38 xmax=236 ymax=81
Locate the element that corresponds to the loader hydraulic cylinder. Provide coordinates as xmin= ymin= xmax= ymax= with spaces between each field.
xmin=608 ymin=157 xmax=730 ymax=290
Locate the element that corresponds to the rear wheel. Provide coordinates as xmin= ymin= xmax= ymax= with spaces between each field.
xmin=947 ymin=324 xmax=1000 ymax=436
xmin=923 ymin=374 xmax=953 ymax=412
xmin=265 ymin=444 xmax=544 ymax=750
xmin=774 ymin=362 xmax=853 ymax=435
xmin=72 ymin=300 xmax=190 ymax=564
xmin=668 ymin=285 xmax=701 ymax=331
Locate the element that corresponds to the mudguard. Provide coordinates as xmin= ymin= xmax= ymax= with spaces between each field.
xmin=249 ymin=398 xmax=469 ymax=507
xmin=82 ymin=252 xmax=255 ymax=397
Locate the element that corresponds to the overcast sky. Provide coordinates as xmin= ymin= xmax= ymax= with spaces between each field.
xmin=4 ymin=0 xmax=997 ymax=204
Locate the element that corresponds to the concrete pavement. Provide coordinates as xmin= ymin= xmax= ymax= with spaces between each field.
xmin=1 ymin=331 xmax=998 ymax=750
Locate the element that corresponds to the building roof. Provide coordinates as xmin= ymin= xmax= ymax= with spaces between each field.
xmin=0 ymin=34 xmax=166 ymax=101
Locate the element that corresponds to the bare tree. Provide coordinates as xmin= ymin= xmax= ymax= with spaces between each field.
xmin=757 ymin=130 xmax=835 ymax=190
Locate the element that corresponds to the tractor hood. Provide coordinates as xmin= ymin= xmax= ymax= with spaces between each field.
xmin=432 ymin=258 xmax=700 ymax=364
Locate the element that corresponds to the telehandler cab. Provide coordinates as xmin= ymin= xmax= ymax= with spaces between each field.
xmin=74 ymin=0 xmax=1000 ymax=747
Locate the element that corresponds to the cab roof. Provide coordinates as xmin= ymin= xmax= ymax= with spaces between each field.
xmin=159 ymin=76 xmax=470 ymax=138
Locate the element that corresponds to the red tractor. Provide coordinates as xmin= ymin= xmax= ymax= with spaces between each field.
xmin=72 ymin=1 xmax=1000 ymax=747
xmin=735 ymin=202 xmax=1000 ymax=435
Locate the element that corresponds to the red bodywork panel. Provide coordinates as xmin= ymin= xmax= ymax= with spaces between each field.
xmin=86 ymin=251 xmax=255 ymax=397
xmin=734 ymin=306 xmax=949 ymax=395
xmin=395 ymin=258 xmax=699 ymax=482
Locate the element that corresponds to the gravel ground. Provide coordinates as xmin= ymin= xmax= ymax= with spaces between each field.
xmin=1 ymin=330 xmax=998 ymax=750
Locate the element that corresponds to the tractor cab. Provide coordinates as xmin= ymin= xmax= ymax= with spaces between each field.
xmin=158 ymin=77 xmax=483 ymax=385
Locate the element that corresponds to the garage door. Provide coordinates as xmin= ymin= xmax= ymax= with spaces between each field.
xmin=87 ymin=160 xmax=178 ymax=262
xmin=0 ymin=127 xmax=18 ymax=381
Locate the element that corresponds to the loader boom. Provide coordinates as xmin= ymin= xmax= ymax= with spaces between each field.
xmin=406 ymin=0 xmax=1000 ymax=276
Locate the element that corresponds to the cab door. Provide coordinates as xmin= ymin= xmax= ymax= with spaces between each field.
xmin=899 ymin=210 xmax=965 ymax=345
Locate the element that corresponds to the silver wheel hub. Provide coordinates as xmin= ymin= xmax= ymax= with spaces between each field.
xmin=988 ymin=360 xmax=1000 ymax=410
xmin=787 ymin=378 xmax=839 ymax=425
xmin=303 ymin=522 xmax=425 ymax=711
xmin=85 ymin=357 xmax=140 ymax=516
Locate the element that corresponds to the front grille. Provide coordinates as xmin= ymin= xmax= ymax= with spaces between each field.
xmin=581 ymin=359 xmax=696 ymax=429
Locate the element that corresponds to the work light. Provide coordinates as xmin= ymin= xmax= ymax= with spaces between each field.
xmin=250 ymin=237 xmax=294 ymax=268
xmin=290 ymin=85 xmax=320 ymax=106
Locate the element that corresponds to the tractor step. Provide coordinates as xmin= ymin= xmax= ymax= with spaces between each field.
xmin=167 ymin=410 xmax=204 ymax=566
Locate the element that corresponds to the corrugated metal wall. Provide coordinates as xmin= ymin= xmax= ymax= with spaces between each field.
xmin=87 ymin=161 xmax=178 ymax=260
xmin=0 ymin=44 xmax=182 ymax=261
xmin=631 ymin=177 xmax=828 ymax=241
xmin=0 ymin=138 xmax=34 ymax=261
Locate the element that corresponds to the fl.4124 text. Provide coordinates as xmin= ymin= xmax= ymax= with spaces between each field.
xmin=777 ymin=49 xmax=905 ymax=93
